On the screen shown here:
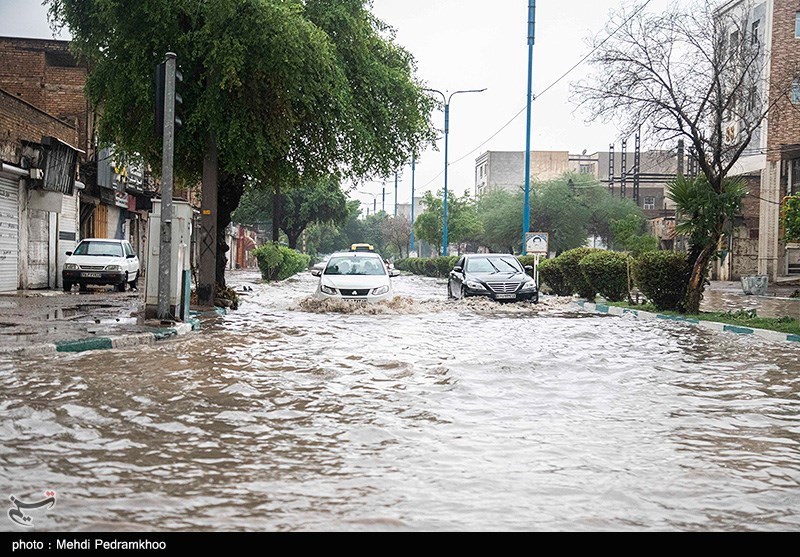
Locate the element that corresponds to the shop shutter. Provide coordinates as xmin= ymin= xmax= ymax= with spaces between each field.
xmin=0 ymin=174 xmax=19 ymax=292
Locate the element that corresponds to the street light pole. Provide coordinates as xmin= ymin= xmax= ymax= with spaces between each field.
xmin=522 ymin=0 xmax=536 ymax=255
xmin=424 ymin=87 xmax=486 ymax=256
xmin=410 ymin=154 xmax=416 ymax=254
xmin=394 ymin=171 xmax=398 ymax=217
xmin=382 ymin=183 xmax=386 ymax=213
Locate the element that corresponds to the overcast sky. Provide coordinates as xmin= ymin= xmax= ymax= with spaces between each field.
xmin=0 ymin=0 xmax=674 ymax=211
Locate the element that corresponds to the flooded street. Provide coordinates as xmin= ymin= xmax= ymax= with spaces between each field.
xmin=1 ymin=272 xmax=800 ymax=531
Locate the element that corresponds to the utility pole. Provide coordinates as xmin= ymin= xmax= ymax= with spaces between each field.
xmin=410 ymin=154 xmax=416 ymax=253
xmin=157 ymin=52 xmax=177 ymax=320
xmin=394 ymin=171 xmax=398 ymax=217
xmin=382 ymin=183 xmax=386 ymax=213
xmin=521 ymin=0 xmax=536 ymax=255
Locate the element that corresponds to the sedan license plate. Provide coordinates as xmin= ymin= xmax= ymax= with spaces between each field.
xmin=81 ymin=272 xmax=101 ymax=278
xmin=495 ymin=293 xmax=516 ymax=300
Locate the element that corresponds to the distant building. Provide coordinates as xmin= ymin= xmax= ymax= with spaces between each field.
xmin=474 ymin=151 xmax=570 ymax=197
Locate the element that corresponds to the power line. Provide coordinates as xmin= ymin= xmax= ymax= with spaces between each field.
xmin=416 ymin=0 xmax=657 ymax=192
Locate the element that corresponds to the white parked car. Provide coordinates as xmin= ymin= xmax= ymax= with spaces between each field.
xmin=311 ymin=251 xmax=400 ymax=302
xmin=62 ymin=238 xmax=140 ymax=292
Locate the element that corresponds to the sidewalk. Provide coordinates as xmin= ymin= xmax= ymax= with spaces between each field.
xmin=0 ymin=287 xmax=201 ymax=355
xmin=701 ymin=281 xmax=800 ymax=319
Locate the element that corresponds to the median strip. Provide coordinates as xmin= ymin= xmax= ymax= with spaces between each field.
xmin=576 ymin=301 xmax=800 ymax=344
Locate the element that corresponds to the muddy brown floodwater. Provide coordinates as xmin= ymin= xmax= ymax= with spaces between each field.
xmin=1 ymin=272 xmax=799 ymax=531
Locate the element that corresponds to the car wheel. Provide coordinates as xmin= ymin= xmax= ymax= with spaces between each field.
xmin=116 ymin=274 xmax=127 ymax=292
xmin=461 ymin=286 xmax=467 ymax=299
xmin=63 ymin=282 xmax=72 ymax=292
xmin=79 ymin=283 xmax=88 ymax=292
xmin=128 ymin=272 xmax=138 ymax=290
xmin=447 ymin=281 xmax=454 ymax=299
xmin=531 ymin=293 xmax=539 ymax=304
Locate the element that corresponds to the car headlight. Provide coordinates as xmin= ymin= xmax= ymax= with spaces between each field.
xmin=520 ymin=281 xmax=537 ymax=291
xmin=372 ymin=285 xmax=389 ymax=296
xmin=105 ymin=265 xmax=122 ymax=271
xmin=465 ymin=280 xmax=486 ymax=290
xmin=320 ymin=284 xmax=337 ymax=295
xmin=65 ymin=263 xmax=78 ymax=271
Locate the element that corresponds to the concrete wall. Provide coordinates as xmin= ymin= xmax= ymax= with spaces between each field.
xmin=475 ymin=151 xmax=570 ymax=196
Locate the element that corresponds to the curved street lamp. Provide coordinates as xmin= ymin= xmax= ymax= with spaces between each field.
xmin=424 ymin=87 xmax=487 ymax=256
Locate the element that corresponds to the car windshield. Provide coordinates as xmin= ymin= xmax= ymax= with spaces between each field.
xmin=73 ymin=241 xmax=124 ymax=257
xmin=466 ymin=257 xmax=521 ymax=274
xmin=325 ymin=256 xmax=386 ymax=276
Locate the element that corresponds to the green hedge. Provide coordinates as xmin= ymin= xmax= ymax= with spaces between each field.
xmin=394 ymin=256 xmax=458 ymax=278
xmin=579 ymin=251 xmax=632 ymax=302
xmin=557 ymin=247 xmax=602 ymax=300
xmin=537 ymin=257 xmax=571 ymax=296
xmin=252 ymin=243 xmax=311 ymax=282
xmin=633 ymin=251 xmax=690 ymax=311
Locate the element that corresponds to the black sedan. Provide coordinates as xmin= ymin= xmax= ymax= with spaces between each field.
xmin=448 ymin=254 xmax=538 ymax=303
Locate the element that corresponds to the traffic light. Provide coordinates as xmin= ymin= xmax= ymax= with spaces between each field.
xmin=154 ymin=60 xmax=183 ymax=138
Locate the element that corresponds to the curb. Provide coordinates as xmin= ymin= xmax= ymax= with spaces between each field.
xmin=575 ymin=301 xmax=799 ymax=344
xmin=0 ymin=317 xmax=202 ymax=357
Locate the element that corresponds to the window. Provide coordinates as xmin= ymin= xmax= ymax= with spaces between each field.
xmin=643 ymin=196 xmax=656 ymax=210
xmin=580 ymin=164 xmax=592 ymax=174
xmin=751 ymin=19 xmax=760 ymax=46
xmin=792 ymin=159 xmax=800 ymax=195
xmin=795 ymin=12 xmax=800 ymax=39
xmin=792 ymin=78 xmax=800 ymax=105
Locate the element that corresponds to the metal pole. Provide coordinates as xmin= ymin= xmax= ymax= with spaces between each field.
xmin=157 ymin=52 xmax=176 ymax=320
xmin=373 ymin=197 xmax=377 ymax=213
xmin=382 ymin=184 xmax=385 ymax=213
xmin=443 ymin=102 xmax=450 ymax=256
xmin=394 ymin=171 xmax=398 ymax=217
xmin=522 ymin=0 xmax=536 ymax=255
xmin=410 ymin=154 xmax=416 ymax=253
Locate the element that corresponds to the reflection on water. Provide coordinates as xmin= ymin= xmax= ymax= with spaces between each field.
xmin=1 ymin=272 xmax=799 ymax=531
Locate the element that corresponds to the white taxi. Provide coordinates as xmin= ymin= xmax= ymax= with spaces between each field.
xmin=311 ymin=251 xmax=399 ymax=302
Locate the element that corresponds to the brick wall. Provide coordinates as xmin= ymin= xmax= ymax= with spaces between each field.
xmin=767 ymin=1 xmax=800 ymax=161
xmin=0 ymin=37 xmax=89 ymax=153
xmin=0 ymin=88 xmax=78 ymax=163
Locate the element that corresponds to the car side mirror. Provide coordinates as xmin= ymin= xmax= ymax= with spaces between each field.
xmin=126 ymin=254 xmax=136 ymax=259
xmin=65 ymin=251 xmax=72 ymax=256
xmin=389 ymin=269 xmax=401 ymax=277
xmin=452 ymin=266 xmax=462 ymax=273
xmin=311 ymin=269 xmax=322 ymax=277
xmin=524 ymin=265 xmax=533 ymax=271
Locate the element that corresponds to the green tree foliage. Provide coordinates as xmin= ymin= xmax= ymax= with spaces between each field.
xmin=47 ymin=0 xmax=434 ymax=283
xmin=475 ymin=175 xmax=644 ymax=254
xmin=781 ymin=195 xmax=800 ymax=243
xmin=413 ymin=190 xmax=482 ymax=255
xmin=610 ymin=213 xmax=659 ymax=256
xmin=233 ymin=175 xmax=348 ymax=249
xmin=381 ymin=215 xmax=412 ymax=259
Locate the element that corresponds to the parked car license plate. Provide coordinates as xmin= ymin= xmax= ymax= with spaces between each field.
xmin=81 ymin=272 xmax=101 ymax=278
xmin=495 ymin=293 xmax=516 ymax=300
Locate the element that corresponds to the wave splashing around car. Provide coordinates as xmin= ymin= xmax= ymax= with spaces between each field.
xmin=293 ymin=295 xmax=574 ymax=315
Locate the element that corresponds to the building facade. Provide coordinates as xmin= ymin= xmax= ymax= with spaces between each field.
xmin=717 ymin=1 xmax=800 ymax=281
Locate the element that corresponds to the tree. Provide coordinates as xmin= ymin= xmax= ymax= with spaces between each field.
xmin=47 ymin=0 xmax=434 ymax=286
xmin=381 ymin=215 xmax=412 ymax=258
xmin=414 ymin=190 xmax=482 ymax=255
xmin=234 ymin=175 xmax=348 ymax=249
xmin=610 ymin=213 xmax=659 ymax=256
xmin=574 ymin=0 xmax=799 ymax=312
xmin=475 ymin=189 xmax=521 ymax=253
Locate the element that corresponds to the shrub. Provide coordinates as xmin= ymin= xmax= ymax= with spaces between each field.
xmin=579 ymin=251 xmax=632 ymax=302
xmin=535 ymin=258 xmax=569 ymax=296
xmin=435 ymin=256 xmax=459 ymax=277
xmin=423 ymin=258 xmax=438 ymax=277
xmin=633 ymin=251 xmax=690 ymax=311
xmin=253 ymin=243 xmax=311 ymax=282
xmin=394 ymin=258 xmax=409 ymax=272
xmin=557 ymin=247 xmax=602 ymax=300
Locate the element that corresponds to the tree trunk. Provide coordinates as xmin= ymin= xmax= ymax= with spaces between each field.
xmin=272 ymin=183 xmax=281 ymax=243
xmin=287 ymin=231 xmax=301 ymax=250
xmin=684 ymin=240 xmax=718 ymax=314
xmin=215 ymin=172 xmax=245 ymax=288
